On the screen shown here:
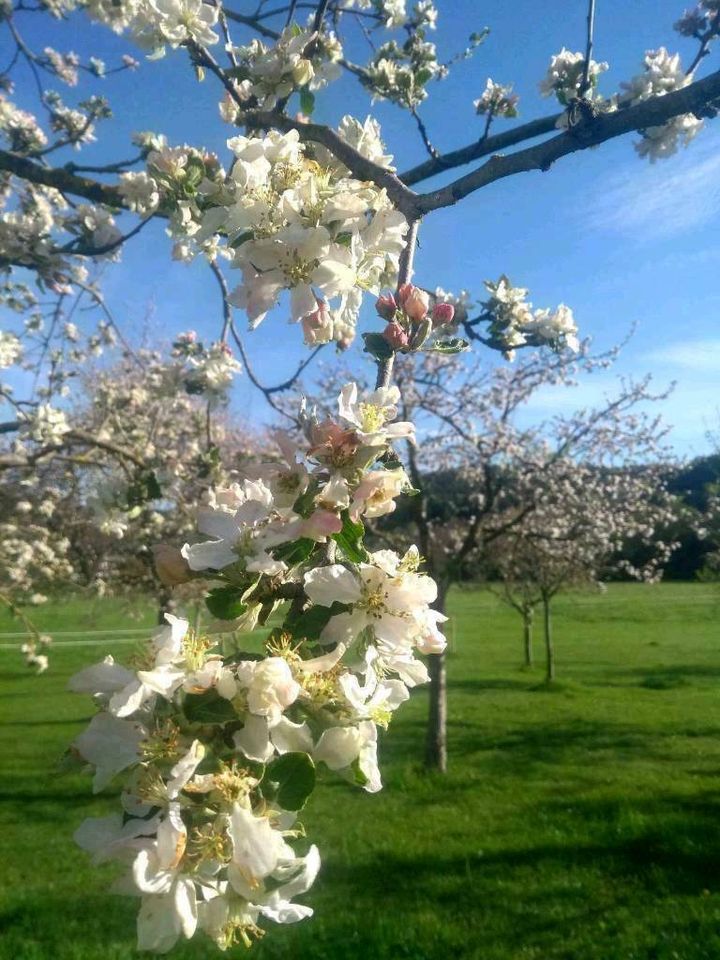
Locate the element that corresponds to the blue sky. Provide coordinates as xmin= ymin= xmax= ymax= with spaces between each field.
xmin=7 ymin=0 xmax=720 ymax=453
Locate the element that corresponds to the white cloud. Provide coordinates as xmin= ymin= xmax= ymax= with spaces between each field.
xmin=587 ymin=128 xmax=720 ymax=239
xmin=646 ymin=338 xmax=720 ymax=371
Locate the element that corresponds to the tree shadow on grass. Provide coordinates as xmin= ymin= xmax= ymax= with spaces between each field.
xmin=309 ymin=809 xmax=720 ymax=955
xmin=445 ymin=719 xmax=655 ymax=769
xmin=605 ymin=664 xmax=720 ymax=689
xmin=448 ymin=677 xmax=536 ymax=693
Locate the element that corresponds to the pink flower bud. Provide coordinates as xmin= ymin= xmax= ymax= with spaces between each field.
xmin=302 ymin=299 xmax=333 ymax=345
xmin=299 ymin=509 xmax=343 ymax=540
xmin=402 ymin=286 xmax=430 ymax=322
xmin=382 ymin=321 xmax=409 ymax=350
xmin=431 ymin=302 xmax=455 ymax=328
xmin=375 ymin=293 xmax=397 ymax=320
xmin=397 ymin=283 xmax=413 ymax=307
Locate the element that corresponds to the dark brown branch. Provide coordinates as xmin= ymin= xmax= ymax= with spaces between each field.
xmin=415 ymin=68 xmax=720 ymax=214
xmin=399 ymin=113 xmax=563 ymax=186
xmin=0 ymin=148 xmax=126 ymax=207
xmin=0 ymin=426 xmax=146 ymax=471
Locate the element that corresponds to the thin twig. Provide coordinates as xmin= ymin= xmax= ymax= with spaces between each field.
xmin=579 ymin=0 xmax=597 ymax=98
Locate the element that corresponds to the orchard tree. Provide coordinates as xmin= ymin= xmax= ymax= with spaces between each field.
xmin=493 ymin=455 xmax=679 ymax=683
xmin=489 ymin=575 xmax=542 ymax=668
xmin=2 ymin=0 xmax=720 ymax=953
xmin=0 ymin=342 xmax=261 ymax=613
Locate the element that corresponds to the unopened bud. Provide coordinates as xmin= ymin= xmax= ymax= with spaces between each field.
xmin=431 ymin=302 xmax=455 ymax=328
xmin=401 ymin=286 xmax=430 ymax=322
xmin=375 ymin=293 xmax=397 ymax=320
xmin=292 ymin=59 xmax=315 ymax=87
xmin=382 ymin=321 xmax=409 ymax=350
xmin=396 ymin=283 xmax=413 ymax=307
xmin=302 ymin=299 xmax=333 ymax=345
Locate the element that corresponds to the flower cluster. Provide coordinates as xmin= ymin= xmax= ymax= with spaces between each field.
xmin=45 ymin=91 xmax=111 ymax=148
xmin=479 ymin=277 xmax=579 ymax=358
xmin=223 ymin=25 xmax=342 ymax=112
xmin=118 ymin=123 xmax=405 ymax=348
xmin=21 ymin=634 xmax=52 ymax=673
xmin=539 ymin=47 xmax=608 ymax=104
xmin=621 ymin=47 xmax=703 ymax=161
xmin=132 ymin=0 xmax=219 ymax=58
xmin=21 ymin=403 xmax=70 ymax=444
xmin=473 ymin=79 xmax=519 ymax=119
xmin=0 ymin=93 xmax=48 ymax=152
xmin=364 ymin=32 xmax=445 ymax=108
xmin=371 ymin=283 xmax=462 ymax=356
xmin=69 ymin=382 xmax=445 ymax=953
xmin=215 ymin=127 xmax=407 ymax=345
xmin=0 ymin=331 xmax=22 ymax=368
xmin=118 ymin=170 xmax=161 ymax=214
xmin=0 ymin=490 xmax=73 ymax=605
xmin=171 ymin=332 xmax=242 ymax=402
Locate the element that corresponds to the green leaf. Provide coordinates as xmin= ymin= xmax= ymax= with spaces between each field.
xmin=425 ymin=337 xmax=470 ymax=355
xmin=126 ymin=469 xmax=162 ymax=507
xmin=287 ymin=600 xmax=348 ymax=642
xmin=332 ymin=511 xmax=368 ymax=564
xmin=206 ymin=586 xmax=248 ymax=621
xmin=184 ymin=689 xmax=237 ymax=725
xmin=362 ymin=332 xmax=394 ymax=361
xmin=408 ymin=317 xmax=433 ymax=352
xmin=262 ymin=752 xmax=316 ymax=811
xmin=293 ymin=479 xmax=320 ymax=519
xmin=272 ymin=538 xmax=317 ymax=565
xmin=300 ymin=86 xmax=315 ymax=116
xmin=350 ymin=757 xmax=369 ymax=786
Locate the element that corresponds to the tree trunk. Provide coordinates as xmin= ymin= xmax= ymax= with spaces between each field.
xmin=523 ymin=606 xmax=534 ymax=668
xmin=542 ymin=594 xmax=555 ymax=683
xmin=425 ymin=587 xmax=448 ymax=773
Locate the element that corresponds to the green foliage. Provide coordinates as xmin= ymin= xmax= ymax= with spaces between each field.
xmin=205 ymin=585 xmax=247 ymax=620
xmin=299 ymin=87 xmax=315 ymax=116
xmin=183 ymin=689 xmax=237 ymax=725
xmin=262 ymin=752 xmax=316 ymax=811
xmin=362 ymin=332 xmax=394 ymax=361
xmin=332 ymin=511 xmax=368 ymax=564
xmin=424 ymin=337 xmax=470 ymax=355
xmin=286 ymin=601 xmax=346 ymax=642
xmin=126 ymin=469 xmax=162 ymax=507
xmin=273 ymin=538 xmax=317 ymax=565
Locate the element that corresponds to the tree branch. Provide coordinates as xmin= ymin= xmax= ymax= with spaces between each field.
xmin=398 ymin=113 xmax=563 ymax=186
xmin=0 ymin=148 xmax=127 ymax=207
xmin=414 ymin=68 xmax=720 ymax=213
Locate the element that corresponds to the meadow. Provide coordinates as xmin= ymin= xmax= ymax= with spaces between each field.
xmin=1 ymin=583 xmax=720 ymax=960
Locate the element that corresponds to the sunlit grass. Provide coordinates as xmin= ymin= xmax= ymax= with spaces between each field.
xmin=1 ymin=582 xmax=720 ymax=959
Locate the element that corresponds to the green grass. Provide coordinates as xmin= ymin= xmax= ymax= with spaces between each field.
xmin=2 ymin=583 xmax=720 ymax=960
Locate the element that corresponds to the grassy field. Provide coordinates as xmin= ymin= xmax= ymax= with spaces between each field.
xmin=1 ymin=583 xmax=720 ymax=960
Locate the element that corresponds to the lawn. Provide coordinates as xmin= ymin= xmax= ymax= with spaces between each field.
xmin=1 ymin=583 xmax=720 ymax=960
